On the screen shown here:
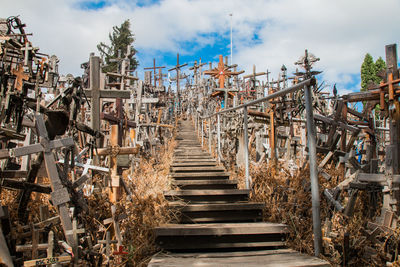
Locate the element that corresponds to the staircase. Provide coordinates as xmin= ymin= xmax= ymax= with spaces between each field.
xmin=148 ymin=119 xmax=329 ymax=266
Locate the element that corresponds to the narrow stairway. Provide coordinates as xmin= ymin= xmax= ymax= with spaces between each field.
xmin=148 ymin=119 xmax=329 ymax=266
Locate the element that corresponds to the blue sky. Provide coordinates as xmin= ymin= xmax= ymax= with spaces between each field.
xmin=2 ymin=0 xmax=400 ymax=97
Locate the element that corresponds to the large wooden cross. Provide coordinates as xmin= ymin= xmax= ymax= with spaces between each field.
xmin=84 ymin=55 xmax=132 ymax=146
xmin=144 ymin=58 xmax=165 ymax=87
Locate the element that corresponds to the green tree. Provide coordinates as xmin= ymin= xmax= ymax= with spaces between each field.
xmin=97 ymin=19 xmax=138 ymax=73
xmin=360 ymin=53 xmax=375 ymax=91
xmin=374 ymin=57 xmax=386 ymax=84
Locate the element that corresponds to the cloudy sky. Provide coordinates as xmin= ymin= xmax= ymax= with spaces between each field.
xmin=2 ymin=0 xmax=400 ymax=95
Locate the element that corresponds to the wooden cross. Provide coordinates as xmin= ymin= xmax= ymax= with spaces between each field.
xmin=168 ymin=53 xmax=188 ymax=113
xmin=97 ymin=125 xmax=139 ymax=202
xmin=66 ymin=219 xmax=85 ymax=248
xmin=5 ymin=115 xmax=77 ymax=251
xmin=189 ymin=59 xmax=206 ymax=86
xmin=84 ymin=55 xmax=131 ymax=146
xmin=11 ymin=63 xmax=29 ymax=91
xmin=16 ymin=223 xmax=48 ymax=260
xmin=103 ymin=205 xmax=127 ymax=256
xmin=203 ymin=55 xmax=244 ymax=89
xmin=243 ymin=65 xmax=267 ymax=98
xmin=101 ymin=98 xmax=136 ymax=146
xmin=144 ymin=58 xmax=165 ymax=87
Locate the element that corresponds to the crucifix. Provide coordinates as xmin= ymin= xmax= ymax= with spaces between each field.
xmin=203 ymin=55 xmax=244 ymax=108
xmin=96 ymin=125 xmax=140 ymax=202
xmin=168 ymin=53 xmax=188 ymax=114
xmin=144 ymin=58 xmax=165 ymax=88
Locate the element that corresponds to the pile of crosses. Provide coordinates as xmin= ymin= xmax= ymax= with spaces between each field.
xmin=180 ymin=45 xmax=400 ymax=263
xmin=0 ymin=17 xmax=175 ymax=266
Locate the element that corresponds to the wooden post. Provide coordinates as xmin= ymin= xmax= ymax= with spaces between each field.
xmin=89 ymin=55 xmax=101 ymax=145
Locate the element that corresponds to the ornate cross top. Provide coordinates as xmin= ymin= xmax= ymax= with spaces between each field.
xmin=203 ymin=55 xmax=244 ymax=88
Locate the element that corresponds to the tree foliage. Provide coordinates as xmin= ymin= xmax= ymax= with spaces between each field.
xmin=361 ymin=53 xmax=375 ymax=92
xmin=97 ymin=19 xmax=138 ymax=73
xmin=361 ymin=54 xmax=386 ymax=92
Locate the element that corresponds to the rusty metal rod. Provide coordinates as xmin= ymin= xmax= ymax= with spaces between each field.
xmin=217 ymin=114 xmax=221 ymax=161
xmin=201 ymin=78 xmax=314 ymax=119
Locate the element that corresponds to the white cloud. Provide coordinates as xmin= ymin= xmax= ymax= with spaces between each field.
xmin=1 ymin=0 xmax=399 ymax=93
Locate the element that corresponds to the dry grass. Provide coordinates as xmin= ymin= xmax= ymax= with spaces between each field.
xmin=247 ymin=159 xmax=399 ymax=266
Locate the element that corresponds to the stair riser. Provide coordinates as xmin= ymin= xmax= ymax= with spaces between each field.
xmin=174 ymin=184 xmax=237 ymax=190
xmin=175 ymin=210 xmax=262 ymax=223
xmin=156 ymin=233 xmax=286 ymax=250
xmin=165 ymin=195 xmax=248 ymax=203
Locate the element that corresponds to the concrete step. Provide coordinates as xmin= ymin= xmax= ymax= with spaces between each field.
xmin=171 ymin=166 xmax=225 ymax=173
xmin=171 ymin=172 xmax=230 ymax=180
xmin=169 ymin=202 xmax=263 ymax=223
xmin=164 ymin=189 xmax=249 ymax=203
xmin=155 ymin=222 xmax=288 ymax=250
xmin=171 ymin=179 xmax=237 ymax=190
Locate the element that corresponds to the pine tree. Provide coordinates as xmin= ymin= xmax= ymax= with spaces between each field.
xmin=97 ymin=20 xmax=138 ymax=73
xmin=360 ymin=53 xmax=375 ymax=91
xmin=374 ymin=57 xmax=386 ymax=84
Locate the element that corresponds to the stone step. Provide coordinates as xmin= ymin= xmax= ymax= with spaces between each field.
xmin=155 ymin=222 xmax=288 ymax=250
xmin=171 ymin=172 xmax=230 ymax=180
xmin=171 ymin=179 xmax=237 ymax=190
xmin=164 ymin=189 xmax=249 ymax=203
xmin=171 ymin=166 xmax=225 ymax=173
xmin=169 ymin=202 xmax=263 ymax=223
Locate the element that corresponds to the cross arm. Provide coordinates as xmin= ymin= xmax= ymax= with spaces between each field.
xmin=84 ymin=89 xmax=131 ymax=99
xmin=168 ymin=63 xmax=188 ymax=71
xmin=106 ymin=72 xmax=138 ymax=80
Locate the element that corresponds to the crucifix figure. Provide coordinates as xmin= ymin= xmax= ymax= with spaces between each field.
xmin=204 ymin=55 xmax=244 ymax=108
